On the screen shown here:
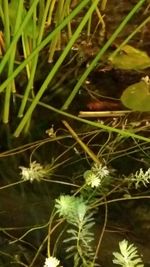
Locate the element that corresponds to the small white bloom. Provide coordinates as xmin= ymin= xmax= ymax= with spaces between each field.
xmin=19 ymin=161 xmax=51 ymax=182
xmin=84 ymin=163 xmax=110 ymax=188
xmin=141 ymin=75 xmax=150 ymax=85
xmin=85 ymin=171 xmax=101 ymax=188
xmin=43 ymin=257 xmax=60 ymax=267
xmin=92 ymin=163 xmax=109 ymax=178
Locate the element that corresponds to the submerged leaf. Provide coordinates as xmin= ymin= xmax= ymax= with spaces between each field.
xmin=113 ymin=239 xmax=144 ymax=267
xmin=121 ymin=76 xmax=150 ymax=111
xmin=109 ymin=45 xmax=150 ymax=70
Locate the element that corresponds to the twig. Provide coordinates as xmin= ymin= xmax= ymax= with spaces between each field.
xmin=62 ymin=120 xmax=103 ymax=164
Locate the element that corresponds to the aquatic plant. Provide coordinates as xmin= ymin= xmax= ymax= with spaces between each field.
xmin=128 ymin=168 xmax=150 ymax=189
xmin=83 ymin=163 xmax=110 ymax=188
xmin=1 ymin=1 xmax=150 ymax=267
xmin=55 ymin=195 xmax=95 ymax=267
xmin=121 ymin=76 xmax=150 ymax=112
xmin=19 ymin=161 xmax=51 ymax=182
xmin=113 ymin=239 xmax=144 ymax=267
xmin=0 ymin=0 xmax=149 ymax=144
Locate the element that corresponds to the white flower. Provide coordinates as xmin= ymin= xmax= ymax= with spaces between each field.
xmin=84 ymin=163 xmax=110 ymax=188
xmin=84 ymin=171 xmax=101 ymax=188
xmin=141 ymin=75 xmax=150 ymax=85
xmin=43 ymin=257 xmax=60 ymax=267
xmin=91 ymin=163 xmax=109 ymax=178
xmin=19 ymin=161 xmax=51 ymax=182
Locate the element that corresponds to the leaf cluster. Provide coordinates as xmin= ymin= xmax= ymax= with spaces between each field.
xmin=113 ymin=239 xmax=144 ymax=267
xmin=55 ymin=195 xmax=96 ymax=267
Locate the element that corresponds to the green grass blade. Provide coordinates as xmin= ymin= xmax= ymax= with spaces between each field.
xmin=3 ymin=0 xmax=24 ymax=123
xmin=14 ymin=0 xmax=100 ymax=137
xmin=0 ymin=0 xmax=90 ymax=94
xmin=0 ymin=0 xmax=39 ymax=74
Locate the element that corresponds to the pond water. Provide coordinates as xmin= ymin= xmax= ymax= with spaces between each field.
xmin=0 ymin=1 xmax=150 ymax=266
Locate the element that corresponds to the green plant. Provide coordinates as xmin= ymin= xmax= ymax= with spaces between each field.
xmin=1 ymin=1 xmax=150 ymax=267
xmin=0 ymin=0 xmax=93 ymax=126
xmin=19 ymin=160 xmax=52 ymax=182
xmin=109 ymin=45 xmax=150 ymax=70
xmin=0 ymin=0 xmax=148 ymax=142
xmin=112 ymin=239 xmax=144 ymax=267
xmin=127 ymin=167 xmax=150 ymax=189
xmin=55 ymin=195 xmax=95 ymax=267
xmin=121 ymin=76 xmax=150 ymax=112
xmin=61 ymin=0 xmax=146 ymax=111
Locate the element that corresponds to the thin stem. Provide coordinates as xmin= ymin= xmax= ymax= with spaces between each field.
xmin=15 ymin=94 xmax=150 ymax=142
xmin=21 ymin=34 xmax=31 ymax=80
xmin=48 ymin=0 xmax=65 ymax=62
xmin=3 ymin=0 xmax=10 ymax=48
xmin=3 ymin=0 xmax=25 ymax=123
xmin=92 ymin=197 xmax=108 ymax=265
xmin=62 ymin=120 xmax=102 ymax=164
xmin=0 ymin=4 xmax=4 ymax=23
xmin=29 ymin=235 xmax=48 ymax=267
xmin=3 ymin=0 xmax=11 ymax=123
xmin=87 ymin=14 xmax=92 ymax=37
xmin=0 ymin=180 xmax=24 ymax=190
xmin=47 ymin=0 xmax=57 ymax=26
xmin=18 ymin=4 xmax=39 ymax=117
xmin=47 ymin=210 xmax=56 ymax=258
xmin=109 ymin=15 xmax=150 ymax=60
xmin=66 ymin=0 xmax=72 ymax=38
xmin=101 ymin=0 xmax=107 ymax=11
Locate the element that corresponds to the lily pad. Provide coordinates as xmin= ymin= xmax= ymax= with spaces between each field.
xmin=121 ymin=77 xmax=150 ymax=111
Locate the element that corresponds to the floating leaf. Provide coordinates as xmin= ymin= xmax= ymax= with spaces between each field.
xmin=121 ymin=76 xmax=150 ymax=111
xmin=109 ymin=45 xmax=150 ymax=70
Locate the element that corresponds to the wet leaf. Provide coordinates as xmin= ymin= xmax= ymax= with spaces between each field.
xmin=109 ymin=45 xmax=150 ymax=70
xmin=121 ymin=76 xmax=150 ymax=111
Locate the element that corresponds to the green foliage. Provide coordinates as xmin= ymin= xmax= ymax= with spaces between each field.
xmin=109 ymin=45 xmax=150 ymax=70
xmin=0 ymin=1 xmax=150 ymax=266
xmin=121 ymin=76 xmax=150 ymax=111
xmin=127 ymin=168 xmax=150 ymax=189
xmin=9 ymin=0 xmax=38 ymax=38
xmin=55 ymin=195 xmax=95 ymax=267
xmin=113 ymin=239 xmax=144 ymax=267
